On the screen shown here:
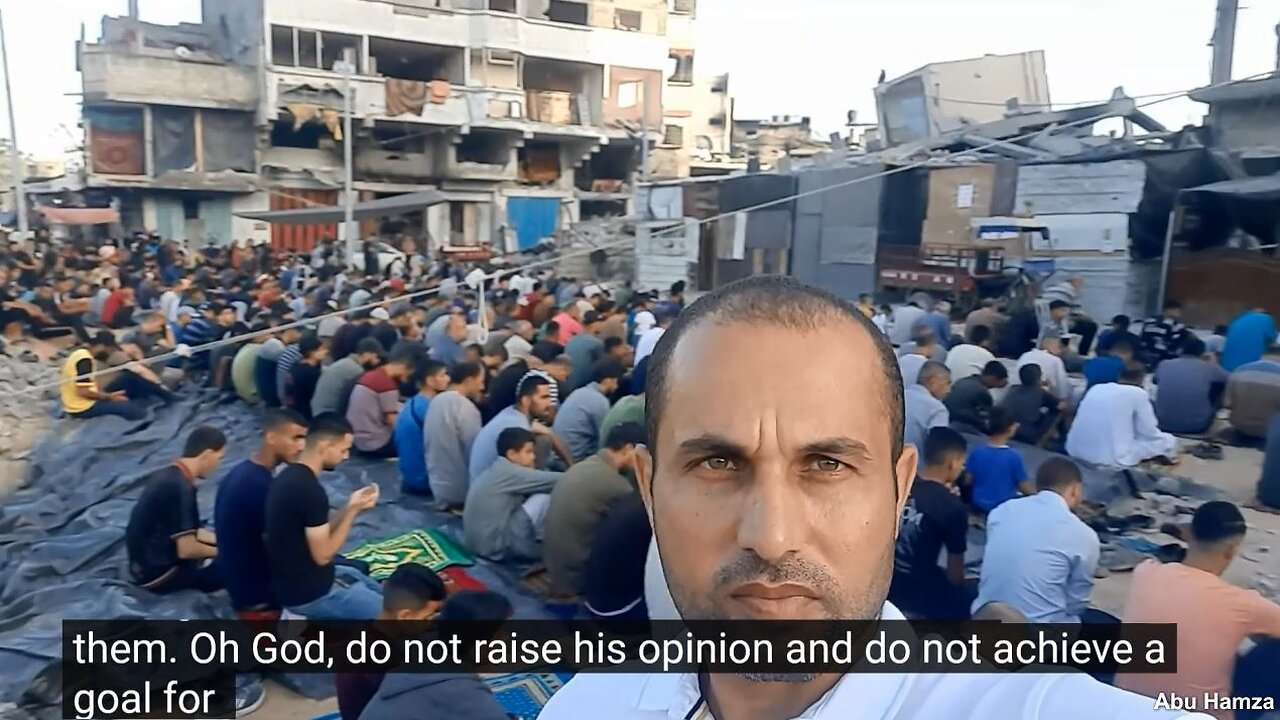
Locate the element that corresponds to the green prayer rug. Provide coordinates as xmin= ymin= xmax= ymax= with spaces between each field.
xmin=345 ymin=528 xmax=475 ymax=580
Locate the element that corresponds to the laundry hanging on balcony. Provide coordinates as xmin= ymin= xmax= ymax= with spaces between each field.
xmin=284 ymin=104 xmax=343 ymax=141
xmin=385 ymin=78 xmax=428 ymax=117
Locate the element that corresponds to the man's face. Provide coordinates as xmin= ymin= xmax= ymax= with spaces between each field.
xmin=268 ymin=423 xmax=308 ymax=464
xmin=358 ymin=352 xmax=382 ymax=369
xmin=1050 ymin=307 xmax=1068 ymax=322
xmin=507 ymin=442 xmax=537 ymax=469
xmin=637 ymin=319 xmax=916 ymax=623
xmin=320 ymin=434 xmax=353 ymax=470
xmin=1166 ymin=307 xmax=1182 ymax=320
xmin=526 ymin=385 xmax=553 ymax=420
xmin=217 ymin=309 xmax=236 ymax=326
xmin=446 ymin=316 xmax=468 ymax=342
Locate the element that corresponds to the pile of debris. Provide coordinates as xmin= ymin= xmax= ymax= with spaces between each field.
xmin=555 ymin=215 xmax=636 ymax=282
xmin=0 ymin=349 xmax=59 ymax=492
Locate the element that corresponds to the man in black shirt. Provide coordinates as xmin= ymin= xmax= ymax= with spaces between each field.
xmin=264 ymin=413 xmax=383 ymax=619
xmin=125 ymin=426 xmax=227 ymax=594
xmin=1140 ymin=300 xmax=1189 ymax=371
xmin=944 ymin=361 xmax=1009 ymax=434
xmin=889 ymin=426 xmax=975 ymax=620
xmin=1000 ymin=363 xmax=1064 ymax=447
xmin=581 ymin=491 xmax=652 ymax=621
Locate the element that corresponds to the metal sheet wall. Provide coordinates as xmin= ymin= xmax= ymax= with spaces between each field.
xmin=790 ymin=165 xmax=883 ymax=300
xmin=269 ymin=189 xmax=339 ymax=252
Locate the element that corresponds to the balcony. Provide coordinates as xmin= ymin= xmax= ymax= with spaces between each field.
xmin=79 ymin=42 xmax=257 ymax=111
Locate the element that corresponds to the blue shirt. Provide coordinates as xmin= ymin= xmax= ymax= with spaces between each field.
xmin=972 ymin=491 xmax=1100 ymax=623
xmin=965 ymin=444 xmax=1027 ymax=512
xmin=214 ymin=460 xmax=276 ymax=610
xmin=430 ymin=336 xmax=464 ymax=367
xmin=1083 ymin=355 xmax=1124 ymax=389
xmin=469 ymin=405 xmax=531 ymax=482
xmin=914 ymin=311 xmax=952 ymax=348
xmin=1236 ymin=360 xmax=1280 ymax=376
xmin=552 ymin=383 xmax=612 ymax=461
xmin=1222 ymin=311 xmax=1278 ymax=372
xmin=395 ymin=395 xmax=431 ymax=492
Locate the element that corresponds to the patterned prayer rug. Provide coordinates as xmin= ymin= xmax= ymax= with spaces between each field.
xmin=483 ymin=671 xmax=574 ymax=719
xmin=344 ymin=528 xmax=474 ymax=580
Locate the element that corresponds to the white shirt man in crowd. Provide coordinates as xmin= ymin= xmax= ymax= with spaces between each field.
xmin=1067 ymin=361 xmax=1179 ymax=468
xmin=946 ymin=324 xmax=997 ymax=381
xmin=542 ymin=275 xmax=1206 ymax=720
xmin=1018 ymin=329 xmax=1073 ymax=405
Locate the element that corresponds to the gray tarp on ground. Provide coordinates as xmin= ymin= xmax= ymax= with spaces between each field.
xmin=0 ymin=389 xmax=549 ymax=719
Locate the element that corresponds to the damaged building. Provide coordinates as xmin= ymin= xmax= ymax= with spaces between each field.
xmin=77 ymin=0 xmax=734 ymax=252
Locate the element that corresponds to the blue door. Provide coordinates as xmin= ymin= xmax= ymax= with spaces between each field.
xmin=506 ymin=197 xmax=560 ymax=250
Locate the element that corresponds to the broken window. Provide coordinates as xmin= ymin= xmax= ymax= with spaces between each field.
xmin=449 ymin=202 xmax=482 ymax=246
xmin=662 ymin=124 xmax=685 ymax=147
xmin=320 ymin=32 xmax=361 ymax=73
xmin=518 ymin=142 xmax=562 ymax=184
xmin=270 ymin=118 xmax=325 ymax=149
xmin=271 ymin=25 xmax=295 ymax=66
xmin=182 ymin=197 xmax=200 ymax=220
xmin=297 ymin=29 xmax=320 ymax=69
xmin=488 ymin=0 xmax=517 ymax=11
xmin=455 ymin=132 xmax=509 ymax=166
xmin=669 ymin=0 xmax=696 ymax=14
xmin=667 ymin=50 xmax=694 ymax=84
xmin=614 ymin=9 xmax=642 ymax=31
xmin=617 ymin=81 xmax=640 ymax=109
xmin=370 ymin=36 xmax=462 ymax=82
xmin=547 ymin=0 xmax=589 ymax=26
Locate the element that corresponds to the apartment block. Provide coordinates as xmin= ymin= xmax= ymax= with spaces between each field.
xmin=76 ymin=0 xmax=727 ymax=253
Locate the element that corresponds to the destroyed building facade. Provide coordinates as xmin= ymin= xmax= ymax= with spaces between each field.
xmin=76 ymin=0 xmax=732 ymax=251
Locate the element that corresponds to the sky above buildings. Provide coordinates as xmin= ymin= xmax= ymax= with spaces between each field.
xmin=2 ymin=0 xmax=1278 ymax=158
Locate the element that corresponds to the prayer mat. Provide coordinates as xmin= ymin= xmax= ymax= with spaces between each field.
xmin=345 ymin=528 xmax=474 ymax=580
xmin=440 ymin=566 xmax=488 ymax=593
xmin=483 ymin=671 xmax=574 ymax=719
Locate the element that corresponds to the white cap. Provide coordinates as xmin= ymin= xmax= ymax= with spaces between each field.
xmin=370 ymin=307 xmax=391 ymax=321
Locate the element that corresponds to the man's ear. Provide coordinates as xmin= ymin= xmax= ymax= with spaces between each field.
xmin=636 ymin=443 xmax=655 ymax=526
xmin=892 ymin=445 xmax=918 ymax=536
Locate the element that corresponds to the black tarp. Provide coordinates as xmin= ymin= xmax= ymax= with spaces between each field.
xmin=200 ymin=110 xmax=257 ymax=174
xmin=0 ymin=389 xmax=549 ymax=718
xmin=152 ymin=106 xmax=197 ymax=175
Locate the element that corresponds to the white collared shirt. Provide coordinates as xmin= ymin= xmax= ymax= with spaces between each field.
xmin=540 ymin=602 xmax=1211 ymax=720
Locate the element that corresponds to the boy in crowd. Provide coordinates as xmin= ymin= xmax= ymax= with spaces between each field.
xmin=395 ymin=360 xmax=451 ymax=495
xmin=357 ymin=590 xmax=513 ymax=720
xmin=215 ymin=409 xmax=309 ymax=613
xmin=264 ymin=414 xmax=383 ymax=619
xmin=125 ymin=426 xmax=227 ymax=594
xmin=944 ymin=360 xmax=1009 ymax=433
xmin=1000 ymin=363 xmax=1063 ymax=447
xmin=464 ymin=427 xmax=562 ymax=562
xmin=287 ymin=333 xmax=329 ymax=420
xmin=336 ymin=564 xmax=448 ymax=720
xmin=889 ymin=427 xmax=975 ymax=620
xmin=966 ymin=407 xmax=1032 ymax=513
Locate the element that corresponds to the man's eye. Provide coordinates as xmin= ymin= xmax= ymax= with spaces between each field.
xmin=812 ymin=458 xmax=845 ymax=473
xmin=701 ymin=457 xmax=736 ymax=472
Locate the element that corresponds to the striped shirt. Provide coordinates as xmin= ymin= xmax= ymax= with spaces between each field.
xmin=276 ymin=344 xmax=302 ymax=403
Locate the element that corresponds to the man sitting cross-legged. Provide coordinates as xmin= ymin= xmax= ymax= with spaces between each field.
xmin=215 ymin=408 xmax=309 ymax=614
xmin=126 ymin=426 xmax=227 ymax=594
xmin=463 ymin=427 xmax=563 ymax=562
xmin=264 ymin=413 xmax=383 ymax=619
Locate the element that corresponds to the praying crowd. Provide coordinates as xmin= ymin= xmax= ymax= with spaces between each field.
xmin=6 ymin=229 xmax=1280 ymax=720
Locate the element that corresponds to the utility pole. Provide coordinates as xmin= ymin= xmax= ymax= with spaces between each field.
xmin=640 ymin=82 xmax=651 ymax=183
xmin=0 ymin=9 xmax=28 ymax=239
xmin=1210 ymin=0 xmax=1239 ymax=85
xmin=337 ymin=49 xmax=357 ymax=270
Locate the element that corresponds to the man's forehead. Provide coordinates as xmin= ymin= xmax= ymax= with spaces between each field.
xmin=659 ymin=319 xmax=893 ymax=453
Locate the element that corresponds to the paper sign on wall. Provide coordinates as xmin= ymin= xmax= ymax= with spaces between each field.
xmin=956 ymin=184 xmax=975 ymax=209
